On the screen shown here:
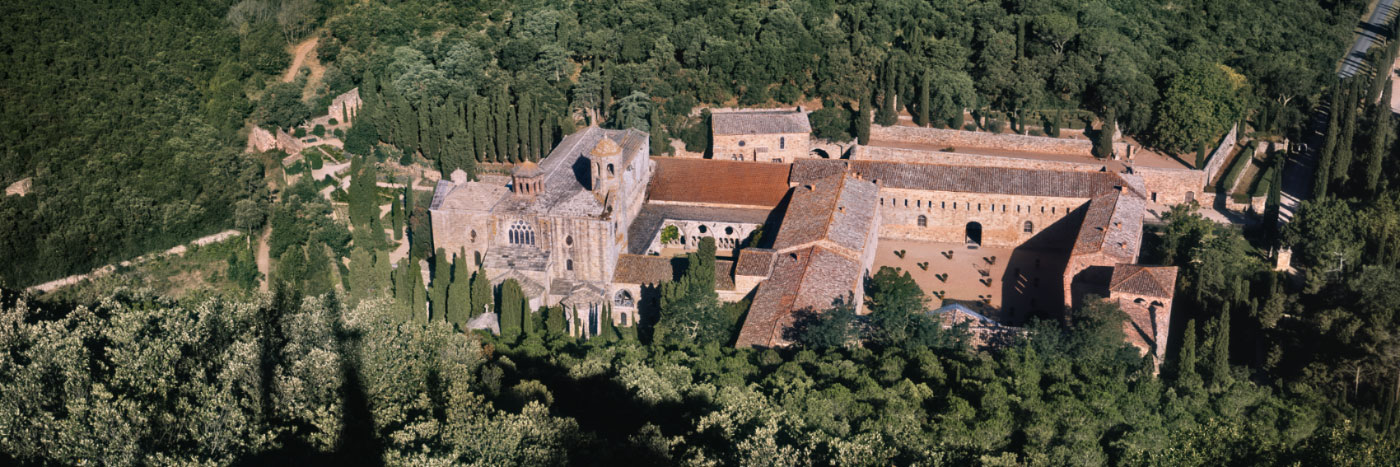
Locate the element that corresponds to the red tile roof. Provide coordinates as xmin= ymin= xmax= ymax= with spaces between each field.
xmin=1109 ymin=265 xmax=1178 ymax=298
xmin=735 ymin=245 xmax=864 ymax=348
xmin=647 ymin=158 xmax=792 ymax=208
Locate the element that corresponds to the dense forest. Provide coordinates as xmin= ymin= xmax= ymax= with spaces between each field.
xmin=5 ymin=0 xmax=1400 ymax=464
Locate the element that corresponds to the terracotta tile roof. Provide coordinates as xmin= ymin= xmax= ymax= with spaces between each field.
xmin=735 ymin=245 xmax=864 ymax=348
xmin=611 ymin=254 xmax=736 ymax=290
xmin=771 ymin=174 xmax=880 ymax=256
xmin=647 ymin=158 xmax=792 ymax=207
xmin=711 ymin=109 xmax=811 ymax=135
xmin=1071 ymin=189 xmax=1144 ymax=260
xmin=791 ymin=159 xmax=1133 ymax=199
xmin=735 ymin=248 xmax=777 ymax=277
xmin=1109 ymin=265 xmax=1178 ymax=298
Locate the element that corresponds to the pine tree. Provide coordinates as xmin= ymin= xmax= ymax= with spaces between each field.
xmin=1175 ymin=319 xmax=1203 ymax=392
xmin=857 ymin=92 xmax=872 ymax=145
xmin=430 ymin=248 xmax=450 ymax=322
xmin=1366 ymin=82 xmax=1394 ymax=194
xmin=917 ymin=72 xmax=931 ymax=127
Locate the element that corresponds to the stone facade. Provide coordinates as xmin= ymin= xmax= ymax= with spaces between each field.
xmin=431 ymin=126 xmax=653 ymax=336
xmin=874 ymin=188 xmax=1088 ymax=248
xmin=711 ymin=109 xmax=812 ymax=163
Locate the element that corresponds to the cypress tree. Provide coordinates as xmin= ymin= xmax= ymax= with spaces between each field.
xmin=649 ymin=108 xmax=667 ymax=156
xmin=546 ymin=306 xmax=566 ymax=336
xmin=447 ymin=249 xmax=472 ymax=329
xmin=499 ymin=279 xmax=523 ymax=340
xmin=601 ymin=66 xmax=613 ymax=121
xmin=517 ymin=93 xmax=532 ymax=161
xmin=1210 ymin=303 xmax=1232 ymax=389
xmin=410 ymin=259 xmax=427 ymax=323
xmin=876 ymin=67 xmax=897 ymax=126
xmin=349 ymin=245 xmax=374 ymax=305
xmin=303 ymin=242 xmax=332 ymax=297
xmin=1334 ymin=80 xmax=1360 ymax=188
xmin=373 ymin=250 xmax=392 ymax=298
xmin=857 ymin=91 xmax=872 ymax=145
xmin=393 ymin=258 xmax=412 ymax=321
xmin=1095 ymin=110 xmax=1116 ymax=159
xmin=1367 ymin=82 xmax=1394 ymax=194
xmin=470 ymin=265 xmax=491 ymax=318
xmin=600 ymin=304 xmax=619 ymax=341
xmin=917 ymin=72 xmax=931 ymax=127
xmin=470 ymin=95 xmax=488 ymax=163
xmin=494 ymin=90 xmax=510 ymax=163
xmin=390 ymin=191 xmax=403 ymax=241
xmin=1175 ymin=319 xmax=1203 ymax=392
xmin=431 ymin=248 xmax=450 ymax=322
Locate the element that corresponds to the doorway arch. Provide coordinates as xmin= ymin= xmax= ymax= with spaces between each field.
xmin=965 ymin=222 xmax=982 ymax=247
xmin=810 ymin=148 xmax=831 ymax=159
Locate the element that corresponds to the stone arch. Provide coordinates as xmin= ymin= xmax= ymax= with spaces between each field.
xmin=810 ymin=148 xmax=831 ymax=159
xmin=965 ymin=222 xmax=982 ymax=247
xmin=614 ymin=290 xmax=634 ymax=307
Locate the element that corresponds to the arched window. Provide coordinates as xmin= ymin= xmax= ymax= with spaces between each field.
xmin=780 ymin=137 xmax=786 ymax=149
xmin=1023 ymin=221 xmax=1033 ymax=233
xmin=566 ymin=259 xmax=574 ymax=271
xmin=565 ymin=235 xmax=573 ymax=247
xmin=509 ymin=221 xmax=534 ymax=245
xmin=607 ymin=163 xmax=615 ymax=175
xmin=621 ymin=313 xmax=629 ymax=326
xmin=917 ymin=215 xmax=927 ymax=227
xmin=470 ymin=230 xmax=477 ymax=243
xmin=615 ymin=290 xmax=634 ymax=307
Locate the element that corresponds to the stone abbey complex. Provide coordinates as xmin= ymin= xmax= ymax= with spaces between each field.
xmin=432 ymin=109 xmax=1192 ymax=366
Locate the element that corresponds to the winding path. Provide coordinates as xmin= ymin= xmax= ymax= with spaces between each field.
xmin=26 ymin=230 xmax=243 ymax=294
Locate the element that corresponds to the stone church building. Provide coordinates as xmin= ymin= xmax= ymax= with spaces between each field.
xmin=432 ymin=116 xmax=1192 ymax=367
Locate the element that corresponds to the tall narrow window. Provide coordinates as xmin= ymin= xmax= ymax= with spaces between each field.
xmin=780 ymin=137 xmax=786 ymax=149
xmin=566 ymin=259 xmax=574 ymax=271
xmin=509 ymin=221 xmax=534 ymax=245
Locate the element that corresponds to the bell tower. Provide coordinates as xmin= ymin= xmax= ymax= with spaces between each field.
xmin=589 ymin=137 xmax=622 ymax=194
xmin=511 ymin=161 xmax=543 ymax=198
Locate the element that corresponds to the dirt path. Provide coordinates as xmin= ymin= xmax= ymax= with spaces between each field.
xmin=256 ymin=224 xmax=272 ymax=292
xmin=282 ymin=37 xmax=326 ymax=100
xmin=27 ymin=230 xmax=243 ymax=294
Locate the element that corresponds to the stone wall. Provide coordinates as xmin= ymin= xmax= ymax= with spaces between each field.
xmin=649 ymin=219 xmax=762 ymax=256
xmin=875 ymin=187 xmax=1089 ymax=248
xmin=246 ymin=126 xmax=277 ymax=153
xmin=1134 ymin=167 xmax=1207 ymax=206
xmin=855 ymin=146 xmax=1104 ymax=173
xmin=713 ymin=132 xmax=810 ymax=163
xmin=869 ymin=125 xmax=1129 ymax=156
xmin=1201 ymin=124 xmax=1239 ymax=183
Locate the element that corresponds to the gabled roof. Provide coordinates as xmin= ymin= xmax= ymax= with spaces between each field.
xmin=771 ymin=174 xmax=880 ymax=257
xmin=735 ymin=245 xmax=864 ymax=348
xmin=711 ymin=109 xmax=811 ymax=135
xmin=1071 ymin=189 xmax=1144 ymax=260
xmin=790 ymin=159 xmax=1135 ymax=199
xmin=1109 ymin=265 xmax=1178 ymax=298
xmin=647 ymin=158 xmax=792 ymax=208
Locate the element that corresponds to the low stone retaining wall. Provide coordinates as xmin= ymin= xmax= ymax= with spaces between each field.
xmin=869 ymin=125 xmax=1129 ymax=157
xmin=854 ymin=146 xmax=1104 ymax=172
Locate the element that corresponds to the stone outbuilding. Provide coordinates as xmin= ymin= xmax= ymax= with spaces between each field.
xmin=711 ymin=109 xmax=811 ymax=163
